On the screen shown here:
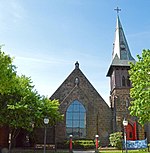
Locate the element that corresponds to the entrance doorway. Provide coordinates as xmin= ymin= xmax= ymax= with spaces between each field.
xmin=126 ymin=122 xmax=137 ymax=140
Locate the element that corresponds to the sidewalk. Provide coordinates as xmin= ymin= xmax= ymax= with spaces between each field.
xmin=73 ymin=151 xmax=95 ymax=153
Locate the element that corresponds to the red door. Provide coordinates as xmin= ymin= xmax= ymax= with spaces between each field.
xmin=126 ymin=123 xmax=134 ymax=140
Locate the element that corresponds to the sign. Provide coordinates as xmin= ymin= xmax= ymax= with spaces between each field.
xmin=123 ymin=139 xmax=148 ymax=150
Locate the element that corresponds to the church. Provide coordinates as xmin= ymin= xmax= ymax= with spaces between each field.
xmin=48 ymin=14 xmax=150 ymax=146
xmin=0 ymin=12 xmax=150 ymax=149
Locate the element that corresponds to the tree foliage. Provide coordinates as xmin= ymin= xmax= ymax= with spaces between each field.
xmin=1 ymin=75 xmax=62 ymax=130
xmin=0 ymin=48 xmax=62 ymax=149
xmin=129 ymin=49 xmax=150 ymax=125
xmin=0 ymin=50 xmax=16 ymax=94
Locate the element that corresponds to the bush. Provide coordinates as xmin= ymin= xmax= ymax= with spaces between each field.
xmin=74 ymin=140 xmax=95 ymax=149
xmin=64 ymin=139 xmax=95 ymax=149
xmin=109 ymin=132 xmax=123 ymax=149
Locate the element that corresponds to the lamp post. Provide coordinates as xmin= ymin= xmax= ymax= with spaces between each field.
xmin=95 ymin=135 xmax=99 ymax=153
xmin=44 ymin=117 xmax=49 ymax=153
xmin=123 ymin=118 xmax=128 ymax=153
xmin=69 ymin=135 xmax=73 ymax=153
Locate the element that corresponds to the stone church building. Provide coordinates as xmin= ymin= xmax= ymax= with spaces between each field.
xmin=0 ymin=14 xmax=150 ymax=148
xmin=49 ymin=15 xmax=150 ymax=146
xmin=50 ymin=61 xmax=112 ymax=146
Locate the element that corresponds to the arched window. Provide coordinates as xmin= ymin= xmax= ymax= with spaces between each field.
xmin=122 ymin=76 xmax=126 ymax=86
xmin=66 ymin=100 xmax=86 ymax=138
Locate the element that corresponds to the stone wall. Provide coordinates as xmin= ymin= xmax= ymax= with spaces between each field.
xmin=51 ymin=64 xmax=112 ymax=146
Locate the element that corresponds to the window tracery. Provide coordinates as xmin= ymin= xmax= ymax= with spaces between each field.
xmin=66 ymin=100 xmax=86 ymax=138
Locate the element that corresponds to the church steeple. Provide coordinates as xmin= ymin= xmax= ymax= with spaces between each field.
xmin=112 ymin=15 xmax=135 ymax=61
xmin=107 ymin=13 xmax=136 ymax=77
xmin=106 ymin=11 xmax=142 ymax=139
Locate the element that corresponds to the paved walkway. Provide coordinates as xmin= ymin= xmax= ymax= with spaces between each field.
xmin=73 ymin=151 xmax=95 ymax=153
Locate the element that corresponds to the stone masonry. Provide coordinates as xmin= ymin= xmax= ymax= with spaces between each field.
xmin=50 ymin=62 xmax=112 ymax=146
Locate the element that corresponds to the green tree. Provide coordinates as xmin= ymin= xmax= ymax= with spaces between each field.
xmin=0 ymin=49 xmax=62 ymax=150
xmin=129 ymin=49 xmax=150 ymax=125
xmin=0 ymin=50 xmax=16 ymax=94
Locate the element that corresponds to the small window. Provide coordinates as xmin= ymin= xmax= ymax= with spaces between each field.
xmin=127 ymin=76 xmax=131 ymax=87
xmin=122 ymin=76 xmax=126 ymax=86
xmin=75 ymin=77 xmax=79 ymax=85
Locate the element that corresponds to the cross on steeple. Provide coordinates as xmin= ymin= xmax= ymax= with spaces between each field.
xmin=114 ymin=7 xmax=121 ymax=14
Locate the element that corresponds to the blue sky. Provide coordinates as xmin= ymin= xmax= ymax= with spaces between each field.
xmin=0 ymin=0 xmax=150 ymax=104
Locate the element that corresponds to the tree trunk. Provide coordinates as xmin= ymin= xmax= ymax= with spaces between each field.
xmin=8 ymin=128 xmax=20 ymax=153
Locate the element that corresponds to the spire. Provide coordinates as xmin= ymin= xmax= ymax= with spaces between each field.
xmin=112 ymin=14 xmax=135 ymax=61
xmin=106 ymin=10 xmax=136 ymax=77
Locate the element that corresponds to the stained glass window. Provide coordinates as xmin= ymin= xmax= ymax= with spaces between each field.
xmin=66 ymin=100 xmax=86 ymax=138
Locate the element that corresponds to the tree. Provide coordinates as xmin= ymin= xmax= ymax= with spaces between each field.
xmin=0 ymin=49 xmax=62 ymax=150
xmin=129 ymin=49 xmax=150 ymax=125
xmin=0 ymin=50 xmax=16 ymax=94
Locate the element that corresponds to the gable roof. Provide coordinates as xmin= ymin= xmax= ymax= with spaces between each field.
xmin=50 ymin=62 xmax=109 ymax=108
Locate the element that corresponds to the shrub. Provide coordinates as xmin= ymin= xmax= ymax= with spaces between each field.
xmin=74 ymin=140 xmax=95 ymax=149
xmin=64 ymin=139 xmax=95 ymax=149
xmin=109 ymin=132 xmax=123 ymax=149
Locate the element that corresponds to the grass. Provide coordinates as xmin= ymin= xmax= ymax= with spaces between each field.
xmin=99 ymin=149 xmax=149 ymax=153
xmin=10 ymin=147 xmax=150 ymax=153
xmin=100 ymin=151 xmax=148 ymax=153
xmin=10 ymin=150 xmax=149 ymax=153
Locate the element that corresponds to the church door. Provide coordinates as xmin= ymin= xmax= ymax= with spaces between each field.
xmin=126 ymin=123 xmax=134 ymax=140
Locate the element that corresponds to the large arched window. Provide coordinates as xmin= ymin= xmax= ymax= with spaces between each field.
xmin=66 ymin=100 xmax=86 ymax=138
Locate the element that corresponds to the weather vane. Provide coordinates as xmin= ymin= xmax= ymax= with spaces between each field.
xmin=114 ymin=7 xmax=121 ymax=14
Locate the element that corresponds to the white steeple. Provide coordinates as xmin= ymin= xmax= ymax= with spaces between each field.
xmin=112 ymin=15 xmax=135 ymax=61
xmin=106 ymin=10 xmax=136 ymax=77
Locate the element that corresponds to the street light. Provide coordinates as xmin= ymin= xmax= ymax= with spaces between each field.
xmin=69 ymin=135 xmax=73 ymax=153
xmin=95 ymin=135 xmax=99 ymax=153
xmin=123 ymin=118 xmax=128 ymax=153
xmin=44 ymin=117 xmax=49 ymax=153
